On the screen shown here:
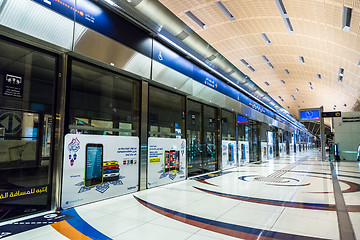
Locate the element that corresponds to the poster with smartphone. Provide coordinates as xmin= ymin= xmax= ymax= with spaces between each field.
xmin=238 ymin=141 xmax=249 ymax=165
xmin=62 ymin=134 xmax=139 ymax=209
xmin=147 ymin=137 xmax=186 ymax=188
xmin=221 ymin=140 xmax=237 ymax=170
xmin=261 ymin=142 xmax=268 ymax=161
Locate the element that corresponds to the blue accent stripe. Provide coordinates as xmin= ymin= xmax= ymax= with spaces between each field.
xmin=135 ymin=196 xmax=327 ymax=240
xmin=61 ymin=208 xmax=112 ymax=240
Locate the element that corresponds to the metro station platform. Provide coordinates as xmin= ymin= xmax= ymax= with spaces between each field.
xmin=1 ymin=150 xmax=359 ymax=240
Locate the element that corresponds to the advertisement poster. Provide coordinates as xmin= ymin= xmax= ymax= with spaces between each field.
xmin=238 ymin=141 xmax=249 ymax=165
xmin=62 ymin=134 xmax=139 ymax=209
xmin=280 ymin=143 xmax=286 ymax=156
xmin=222 ymin=140 xmax=237 ymax=170
xmin=261 ymin=142 xmax=268 ymax=161
xmin=147 ymin=137 xmax=186 ymax=188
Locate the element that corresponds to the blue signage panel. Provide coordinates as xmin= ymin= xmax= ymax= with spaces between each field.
xmin=153 ymin=41 xmax=274 ymax=118
xmin=237 ymin=115 xmax=248 ymax=123
xmin=300 ymin=110 xmax=320 ymax=121
xmin=152 ymin=41 xmax=194 ymax=77
xmin=32 ymin=0 xmax=152 ymax=57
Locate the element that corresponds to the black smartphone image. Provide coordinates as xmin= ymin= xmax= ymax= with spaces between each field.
xmin=228 ymin=144 xmax=234 ymax=162
xmin=241 ymin=144 xmax=245 ymax=159
xmin=170 ymin=150 xmax=176 ymax=171
xmin=85 ymin=143 xmax=104 ymax=188
xmin=164 ymin=151 xmax=170 ymax=172
xmin=175 ymin=151 xmax=180 ymax=171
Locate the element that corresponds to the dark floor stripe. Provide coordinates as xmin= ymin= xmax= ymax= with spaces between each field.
xmin=330 ymin=162 xmax=356 ymax=240
xmin=134 ymin=196 xmax=328 ymax=240
xmin=194 ymin=186 xmax=339 ymax=211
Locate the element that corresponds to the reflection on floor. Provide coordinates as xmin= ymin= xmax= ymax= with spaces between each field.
xmin=2 ymin=150 xmax=360 ymax=240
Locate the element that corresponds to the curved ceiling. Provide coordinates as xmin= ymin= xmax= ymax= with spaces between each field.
xmin=156 ymin=0 xmax=360 ymax=119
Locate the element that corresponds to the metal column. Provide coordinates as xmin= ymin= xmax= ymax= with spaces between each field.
xmin=139 ymin=80 xmax=149 ymax=190
xmin=319 ymin=106 xmax=326 ymax=160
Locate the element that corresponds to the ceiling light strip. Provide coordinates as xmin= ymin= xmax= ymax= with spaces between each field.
xmin=274 ymin=0 xmax=294 ymax=33
xmin=185 ymin=11 xmax=207 ymax=29
xmin=261 ymin=33 xmax=272 ymax=45
xmin=215 ymin=1 xmax=236 ymax=21
xmin=342 ymin=6 xmax=352 ymax=31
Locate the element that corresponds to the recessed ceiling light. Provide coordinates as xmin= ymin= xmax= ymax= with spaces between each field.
xmin=285 ymin=69 xmax=290 ymax=75
xmin=261 ymin=33 xmax=272 ymax=45
xmin=262 ymin=55 xmax=275 ymax=69
xmin=240 ymin=59 xmax=255 ymax=72
xmin=215 ymin=1 xmax=236 ymax=21
xmin=295 ymin=88 xmax=299 ymax=92
xmin=317 ymin=74 xmax=321 ymax=80
xmin=264 ymin=82 xmax=270 ymax=86
xmin=275 ymin=0 xmax=294 ymax=33
xmin=344 ymin=104 xmax=347 ymax=107
xmin=299 ymin=56 xmax=305 ymax=64
xmin=281 ymin=80 xmax=285 ymax=84
xmin=342 ymin=6 xmax=352 ymax=31
xmin=240 ymin=59 xmax=249 ymax=66
xmin=338 ymin=68 xmax=344 ymax=82
xmin=302 ymin=101 xmax=304 ymax=104
xmin=185 ymin=11 xmax=207 ymax=29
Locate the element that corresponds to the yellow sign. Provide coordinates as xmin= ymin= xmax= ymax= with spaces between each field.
xmin=0 ymin=186 xmax=48 ymax=201
xmin=103 ymin=161 xmax=118 ymax=166
xmin=150 ymin=158 xmax=160 ymax=163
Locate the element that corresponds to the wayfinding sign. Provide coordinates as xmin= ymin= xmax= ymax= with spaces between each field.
xmin=321 ymin=111 xmax=341 ymax=118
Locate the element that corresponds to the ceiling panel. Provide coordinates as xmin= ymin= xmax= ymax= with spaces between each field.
xmin=159 ymin=0 xmax=360 ymax=116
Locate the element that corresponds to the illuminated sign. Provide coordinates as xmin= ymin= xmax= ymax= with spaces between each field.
xmin=299 ymin=110 xmax=320 ymax=121
xmin=237 ymin=115 xmax=248 ymax=123
xmin=321 ymin=111 xmax=341 ymax=118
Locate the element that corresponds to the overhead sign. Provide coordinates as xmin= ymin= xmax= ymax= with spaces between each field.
xmin=237 ymin=115 xmax=248 ymax=123
xmin=321 ymin=111 xmax=341 ymax=118
xmin=299 ymin=109 xmax=320 ymax=121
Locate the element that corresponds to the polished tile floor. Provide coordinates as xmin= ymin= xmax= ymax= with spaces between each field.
xmin=3 ymin=149 xmax=360 ymax=239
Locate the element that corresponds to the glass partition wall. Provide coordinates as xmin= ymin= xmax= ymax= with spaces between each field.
xmin=148 ymin=86 xmax=185 ymax=139
xmin=0 ymin=37 xmax=57 ymax=221
xmin=221 ymin=110 xmax=236 ymax=167
xmin=67 ymin=59 xmax=140 ymax=136
xmin=187 ymin=100 xmax=218 ymax=177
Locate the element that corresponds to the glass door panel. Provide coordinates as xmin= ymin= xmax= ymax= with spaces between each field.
xmin=0 ymin=37 xmax=57 ymax=221
xmin=203 ymin=105 xmax=216 ymax=173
